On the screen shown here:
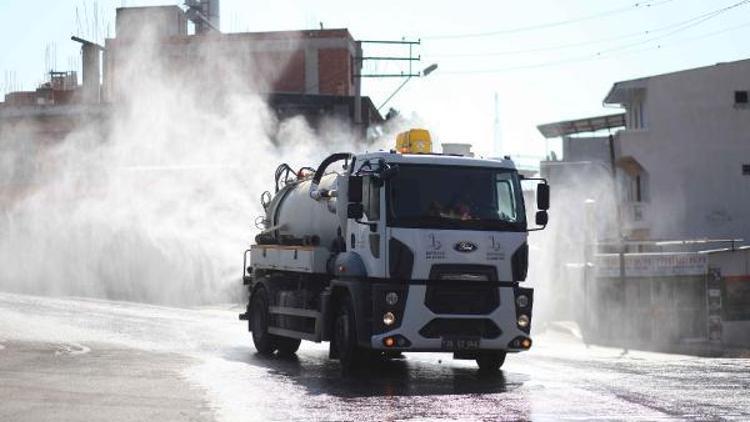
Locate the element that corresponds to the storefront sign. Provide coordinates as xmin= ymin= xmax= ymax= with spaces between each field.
xmin=595 ymin=253 xmax=708 ymax=277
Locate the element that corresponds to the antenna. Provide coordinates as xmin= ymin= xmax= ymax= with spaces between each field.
xmin=75 ymin=6 xmax=82 ymax=37
xmin=493 ymin=92 xmax=502 ymax=156
xmin=94 ymin=2 xmax=99 ymax=42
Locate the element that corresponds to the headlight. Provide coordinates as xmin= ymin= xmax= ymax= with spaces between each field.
xmin=383 ymin=312 xmax=396 ymax=326
xmin=517 ymin=314 xmax=530 ymax=328
xmin=516 ymin=294 xmax=529 ymax=308
xmin=385 ymin=292 xmax=399 ymax=306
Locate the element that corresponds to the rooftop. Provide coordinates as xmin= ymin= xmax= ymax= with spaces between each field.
xmin=358 ymin=151 xmax=517 ymax=170
xmin=537 ymin=113 xmax=625 ymax=139
xmin=604 ymin=57 xmax=750 ymax=104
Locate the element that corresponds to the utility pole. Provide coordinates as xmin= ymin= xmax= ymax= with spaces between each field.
xmin=352 ymin=39 xmax=433 ymax=130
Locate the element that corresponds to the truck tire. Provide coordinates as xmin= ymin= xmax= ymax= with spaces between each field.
xmin=276 ymin=337 xmax=302 ymax=356
xmin=333 ymin=295 xmax=361 ymax=371
xmin=250 ymin=287 xmax=278 ymax=356
xmin=476 ymin=351 xmax=507 ymax=373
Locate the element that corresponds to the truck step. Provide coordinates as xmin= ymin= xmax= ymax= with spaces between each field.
xmin=267 ymin=306 xmax=323 ymax=342
xmin=268 ymin=306 xmax=320 ymax=318
xmin=269 ymin=327 xmax=318 ymax=342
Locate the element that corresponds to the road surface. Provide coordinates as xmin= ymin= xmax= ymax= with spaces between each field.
xmin=1 ymin=292 xmax=748 ymax=421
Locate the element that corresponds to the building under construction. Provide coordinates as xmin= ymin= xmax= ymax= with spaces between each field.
xmin=0 ymin=1 xmax=388 ymax=204
xmin=0 ymin=1 xmax=383 ymax=142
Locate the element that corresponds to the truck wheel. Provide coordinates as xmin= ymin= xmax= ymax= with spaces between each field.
xmin=250 ymin=287 xmax=278 ymax=356
xmin=476 ymin=351 xmax=507 ymax=373
xmin=276 ymin=337 xmax=302 ymax=357
xmin=333 ymin=295 xmax=360 ymax=370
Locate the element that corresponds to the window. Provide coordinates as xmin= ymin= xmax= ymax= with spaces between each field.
xmin=621 ymin=172 xmax=647 ymax=203
xmin=635 ymin=174 xmax=642 ymax=202
xmin=617 ymin=161 xmax=648 ymax=203
xmin=362 ymin=175 xmax=381 ymax=220
xmin=386 ymin=165 xmax=526 ymax=231
xmin=628 ymin=100 xmax=647 ymax=129
xmin=735 ymin=90 xmax=748 ymax=105
xmin=495 ymin=173 xmax=518 ymax=222
xmin=743 ymin=164 xmax=750 ymax=176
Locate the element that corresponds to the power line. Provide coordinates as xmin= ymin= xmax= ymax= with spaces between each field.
xmin=431 ymin=0 xmax=750 ymax=74
xmin=427 ymin=32 xmax=652 ymax=59
xmin=438 ymin=19 xmax=750 ymax=75
xmin=593 ymin=0 xmax=750 ymax=56
xmin=423 ymin=0 xmax=676 ymax=41
xmin=426 ymin=0 xmax=748 ymax=59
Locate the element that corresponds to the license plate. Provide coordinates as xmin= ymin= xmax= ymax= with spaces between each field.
xmin=441 ymin=337 xmax=480 ymax=351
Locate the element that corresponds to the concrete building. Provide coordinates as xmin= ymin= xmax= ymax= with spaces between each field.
xmin=105 ymin=6 xmax=365 ymax=102
xmin=537 ymin=59 xmax=750 ymax=351
xmin=540 ymin=59 xmax=750 ymax=242
xmin=537 ymin=113 xmax=624 ymax=241
xmin=0 ymin=3 xmax=384 ymax=206
xmin=604 ymin=60 xmax=750 ymax=242
xmin=1 ymin=71 xmax=80 ymax=108
xmin=1 ymin=4 xmax=382 ymax=143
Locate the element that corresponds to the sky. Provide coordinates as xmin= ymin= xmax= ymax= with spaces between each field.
xmin=0 ymin=0 xmax=749 ymax=160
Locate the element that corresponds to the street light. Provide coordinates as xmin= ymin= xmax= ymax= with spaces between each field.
xmin=422 ymin=63 xmax=438 ymax=77
xmin=377 ymin=63 xmax=438 ymax=111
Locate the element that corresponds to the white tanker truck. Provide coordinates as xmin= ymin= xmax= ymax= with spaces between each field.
xmin=239 ymin=129 xmax=549 ymax=371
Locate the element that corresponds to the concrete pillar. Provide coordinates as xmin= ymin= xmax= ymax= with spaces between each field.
xmin=304 ymin=47 xmax=319 ymax=95
xmin=81 ymin=44 xmax=101 ymax=104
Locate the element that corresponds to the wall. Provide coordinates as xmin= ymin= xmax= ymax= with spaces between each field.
xmin=562 ymin=135 xmax=611 ymax=164
xmin=707 ymin=248 xmax=750 ymax=347
xmin=615 ymin=60 xmax=750 ymax=241
xmin=318 ymin=48 xmax=352 ymax=96
xmin=586 ymin=248 xmax=750 ymax=349
xmin=104 ymin=28 xmax=359 ymax=102
xmin=115 ymin=6 xmax=188 ymax=40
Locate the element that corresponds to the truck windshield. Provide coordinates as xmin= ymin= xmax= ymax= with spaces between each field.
xmin=386 ymin=164 xmax=526 ymax=231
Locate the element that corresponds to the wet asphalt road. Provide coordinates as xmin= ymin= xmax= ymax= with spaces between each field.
xmin=1 ymin=292 xmax=749 ymax=421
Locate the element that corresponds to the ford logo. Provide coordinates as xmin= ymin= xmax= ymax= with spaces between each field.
xmin=453 ymin=241 xmax=478 ymax=253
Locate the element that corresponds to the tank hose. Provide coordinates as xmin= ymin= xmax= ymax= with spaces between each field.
xmin=274 ymin=163 xmax=296 ymax=193
xmin=309 ymin=152 xmax=352 ymax=200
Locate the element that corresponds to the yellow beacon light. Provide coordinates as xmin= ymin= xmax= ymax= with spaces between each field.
xmin=395 ymin=129 xmax=432 ymax=154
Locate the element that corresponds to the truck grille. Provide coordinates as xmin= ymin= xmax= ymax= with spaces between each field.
xmin=419 ymin=318 xmax=502 ymax=339
xmin=426 ymin=265 xmax=500 ymax=314
xmin=425 ymin=284 xmax=499 ymax=314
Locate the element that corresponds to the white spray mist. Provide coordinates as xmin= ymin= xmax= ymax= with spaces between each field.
xmin=0 ymin=25 xmax=405 ymax=306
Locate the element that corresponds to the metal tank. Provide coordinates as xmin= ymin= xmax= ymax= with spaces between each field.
xmin=264 ymin=173 xmax=342 ymax=248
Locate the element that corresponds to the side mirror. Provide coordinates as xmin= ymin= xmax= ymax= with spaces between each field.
xmin=381 ymin=165 xmax=400 ymax=180
xmin=535 ymin=210 xmax=548 ymax=226
xmin=537 ymin=183 xmax=550 ymax=211
xmin=347 ymin=203 xmax=364 ymax=219
xmin=348 ymin=176 xmax=363 ymax=203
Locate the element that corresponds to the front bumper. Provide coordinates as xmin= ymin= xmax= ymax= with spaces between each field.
xmin=369 ymin=283 xmax=533 ymax=352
